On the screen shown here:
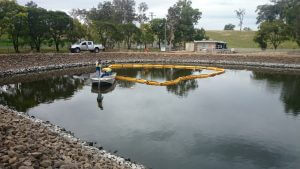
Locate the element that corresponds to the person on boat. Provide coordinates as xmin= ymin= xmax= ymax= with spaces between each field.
xmin=95 ymin=60 xmax=102 ymax=77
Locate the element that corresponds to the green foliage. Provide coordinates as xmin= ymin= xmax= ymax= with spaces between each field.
xmin=254 ymin=31 xmax=268 ymax=50
xmin=254 ymin=20 xmax=289 ymax=50
xmin=120 ymin=23 xmax=139 ymax=49
xmin=256 ymin=0 xmax=300 ymax=47
xmin=140 ymin=24 xmax=155 ymax=48
xmin=285 ymin=2 xmax=300 ymax=46
xmin=26 ymin=6 xmax=48 ymax=51
xmin=224 ymin=24 xmax=235 ymax=30
xmin=46 ymin=11 xmax=73 ymax=51
xmin=193 ymin=28 xmax=208 ymax=41
xmin=113 ymin=0 xmax=136 ymax=24
xmin=0 ymin=0 xmax=16 ymax=37
xmin=67 ymin=19 xmax=87 ymax=43
xmin=0 ymin=0 xmax=28 ymax=53
xmin=150 ymin=18 xmax=166 ymax=48
xmin=92 ymin=21 xmax=119 ymax=48
xmin=167 ymin=0 xmax=202 ymax=46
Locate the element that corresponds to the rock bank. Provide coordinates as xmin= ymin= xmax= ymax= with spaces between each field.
xmin=1 ymin=52 xmax=300 ymax=77
xmin=0 ymin=105 xmax=145 ymax=169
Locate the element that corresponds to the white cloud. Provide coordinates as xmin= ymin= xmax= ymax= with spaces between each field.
xmin=17 ymin=0 xmax=270 ymax=30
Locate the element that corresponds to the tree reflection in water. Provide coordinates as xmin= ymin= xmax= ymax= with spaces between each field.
xmin=0 ymin=76 xmax=85 ymax=112
xmin=251 ymin=72 xmax=300 ymax=116
xmin=114 ymin=68 xmax=199 ymax=97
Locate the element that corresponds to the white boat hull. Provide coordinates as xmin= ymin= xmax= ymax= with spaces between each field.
xmin=91 ymin=73 xmax=116 ymax=85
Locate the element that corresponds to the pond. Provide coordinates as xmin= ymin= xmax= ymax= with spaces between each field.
xmin=1 ymin=67 xmax=300 ymax=169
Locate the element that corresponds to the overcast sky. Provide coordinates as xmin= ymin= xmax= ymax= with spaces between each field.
xmin=17 ymin=0 xmax=271 ymax=30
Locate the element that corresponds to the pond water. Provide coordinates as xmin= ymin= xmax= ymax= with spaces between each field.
xmin=1 ymin=67 xmax=300 ymax=169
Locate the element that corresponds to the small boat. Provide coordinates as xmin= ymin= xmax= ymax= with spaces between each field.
xmin=91 ymin=72 xmax=117 ymax=85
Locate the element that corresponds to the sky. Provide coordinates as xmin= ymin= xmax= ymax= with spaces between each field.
xmin=17 ymin=0 xmax=271 ymax=30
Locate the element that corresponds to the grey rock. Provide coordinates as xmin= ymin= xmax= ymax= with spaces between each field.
xmin=60 ymin=164 xmax=79 ymax=169
xmin=19 ymin=166 xmax=34 ymax=169
xmin=8 ymin=157 xmax=17 ymax=164
xmin=40 ymin=160 xmax=51 ymax=167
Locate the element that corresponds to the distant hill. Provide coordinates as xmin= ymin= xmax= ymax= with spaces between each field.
xmin=206 ymin=30 xmax=299 ymax=49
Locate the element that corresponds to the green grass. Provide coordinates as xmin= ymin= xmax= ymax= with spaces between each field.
xmin=206 ymin=30 xmax=299 ymax=49
xmin=0 ymin=35 xmax=70 ymax=54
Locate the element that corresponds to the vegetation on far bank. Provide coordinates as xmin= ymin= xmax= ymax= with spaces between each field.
xmin=0 ymin=0 xmax=207 ymax=53
xmin=0 ymin=0 xmax=299 ymax=54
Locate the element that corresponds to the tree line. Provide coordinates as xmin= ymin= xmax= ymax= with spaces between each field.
xmin=0 ymin=0 xmax=74 ymax=52
xmin=254 ymin=0 xmax=300 ymax=50
xmin=0 ymin=0 xmax=208 ymax=53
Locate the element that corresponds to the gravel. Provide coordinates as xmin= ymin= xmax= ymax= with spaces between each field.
xmin=0 ymin=105 xmax=145 ymax=169
xmin=0 ymin=52 xmax=300 ymax=77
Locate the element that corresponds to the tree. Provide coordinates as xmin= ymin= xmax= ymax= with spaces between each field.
xmin=67 ymin=19 xmax=88 ymax=43
xmin=26 ymin=4 xmax=49 ymax=52
xmin=25 ymin=1 xmax=37 ymax=8
xmin=254 ymin=20 xmax=288 ymax=50
xmin=137 ymin=2 xmax=149 ymax=24
xmin=193 ymin=28 xmax=208 ymax=41
xmin=167 ymin=0 xmax=202 ymax=47
xmin=46 ymin=11 xmax=73 ymax=52
xmin=243 ymin=27 xmax=252 ymax=31
xmin=224 ymin=24 xmax=235 ymax=30
xmin=88 ymin=1 xmax=118 ymax=23
xmin=140 ymin=23 xmax=154 ymax=49
xmin=235 ymin=9 xmax=245 ymax=31
xmin=285 ymin=2 xmax=300 ymax=46
xmin=120 ymin=23 xmax=139 ymax=49
xmin=92 ymin=21 xmax=118 ymax=48
xmin=113 ymin=0 xmax=136 ymax=24
xmin=0 ymin=0 xmax=28 ymax=53
xmin=256 ymin=0 xmax=300 ymax=47
xmin=254 ymin=30 xmax=268 ymax=50
xmin=150 ymin=18 xmax=166 ymax=49
xmin=0 ymin=0 xmax=22 ymax=37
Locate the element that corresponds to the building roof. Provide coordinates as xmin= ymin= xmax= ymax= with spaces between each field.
xmin=194 ymin=40 xmax=227 ymax=44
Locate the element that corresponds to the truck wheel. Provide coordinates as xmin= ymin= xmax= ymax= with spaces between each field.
xmin=94 ymin=48 xmax=100 ymax=53
xmin=75 ymin=48 xmax=80 ymax=53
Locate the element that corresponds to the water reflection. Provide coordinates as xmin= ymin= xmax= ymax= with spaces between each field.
xmin=251 ymin=72 xmax=300 ymax=116
xmin=0 ymin=76 xmax=85 ymax=112
xmin=0 ymin=69 xmax=300 ymax=169
xmin=91 ymin=82 xmax=117 ymax=110
xmin=115 ymin=68 xmax=199 ymax=97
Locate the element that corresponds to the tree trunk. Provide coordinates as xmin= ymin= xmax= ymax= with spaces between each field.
xmin=34 ymin=39 xmax=40 ymax=52
xmin=127 ymin=38 xmax=131 ymax=50
xmin=158 ymin=39 xmax=161 ymax=49
xmin=12 ymin=36 xmax=19 ymax=53
xmin=55 ymin=42 xmax=59 ymax=52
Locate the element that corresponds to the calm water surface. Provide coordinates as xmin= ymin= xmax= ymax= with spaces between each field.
xmin=1 ymin=67 xmax=300 ymax=169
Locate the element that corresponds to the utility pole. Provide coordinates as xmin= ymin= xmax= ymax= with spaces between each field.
xmin=149 ymin=12 xmax=156 ymax=20
xmin=164 ymin=19 xmax=167 ymax=51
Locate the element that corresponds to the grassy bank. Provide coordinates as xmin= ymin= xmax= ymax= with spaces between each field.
xmin=206 ymin=30 xmax=299 ymax=49
xmin=1 ymin=31 xmax=299 ymax=54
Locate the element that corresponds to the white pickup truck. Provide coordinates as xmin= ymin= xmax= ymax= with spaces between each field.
xmin=70 ymin=41 xmax=105 ymax=53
